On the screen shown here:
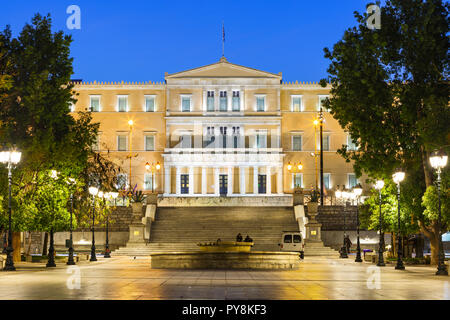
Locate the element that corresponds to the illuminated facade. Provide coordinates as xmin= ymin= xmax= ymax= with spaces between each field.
xmin=71 ymin=58 xmax=365 ymax=198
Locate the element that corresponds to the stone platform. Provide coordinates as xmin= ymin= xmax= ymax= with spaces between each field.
xmin=149 ymin=251 xmax=300 ymax=270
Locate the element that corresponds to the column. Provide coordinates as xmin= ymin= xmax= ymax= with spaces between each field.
xmin=240 ymin=166 xmax=246 ymax=195
xmin=214 ymin=167 xmax=220 ymax=196
xmin=201 ymin=167 xmax=207 ymax=195
xmin=266 ymin=167 xmax=272 ymax=195
xmin=253 ymin=166 xmax=259 ymax=195
xmin=164 ymin=166 xmax=171 ymax=194
xmin=277 ymin=167 xmax=283 ymax=194
xmin=175 ymin=167 xmax=181 ymax=195
xmin=227 ymin=167 xmax=233 ymax=196
xmin=189 ymin=166 xmax=194 ymax=195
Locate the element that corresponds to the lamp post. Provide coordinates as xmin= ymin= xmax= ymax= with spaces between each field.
xmin=392 ymin=169 xmax=405 ymax=270
xmin=336 ymin=186 xmax=348 ymax=258
xmin=0 ymin=149 xmax=22 ymax=271
xmin=145 ymin=162 xmax=161 ymax=193
xmin=67 ymin=178 xmax=76 ymax=265
xmin=105 ymin=191 xmax=118 ymax=258
xmin=429 ymin=149 xmax=448 ymax=276
xmin=375 ymin=180 xmax=385 ymax=267
xmin=128 ymin=120 xmax=134 ymax=190
xmin=319 ymin=109 xmax=324 ymax=206
xmin=89 ymin=186 xmax=99 ymax=262
xmin=353 ymin=184 xmax=363 ymax=262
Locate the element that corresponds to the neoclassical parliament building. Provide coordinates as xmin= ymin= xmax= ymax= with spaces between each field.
xmin=70 ymin=57 xmax=365 ymax=200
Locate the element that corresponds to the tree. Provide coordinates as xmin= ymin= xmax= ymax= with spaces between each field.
xmin=321 ymin=0 xmax=449 ymax=264
xmin=0 ymin=14 xmax=102 ymax=256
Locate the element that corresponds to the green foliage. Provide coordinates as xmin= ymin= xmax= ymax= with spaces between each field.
xmin=422 ymin=183 xmax=449 ymax=230
xmin=321 ymin=0 xmax=449 ymax=244
xmin=131 ymin=190 xmax=146 ymax=203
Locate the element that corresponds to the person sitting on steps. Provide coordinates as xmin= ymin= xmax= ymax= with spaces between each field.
xmin=244 ymin=235 xmax=253 ymax=242
xmin=236 ymin=233 xmax=243 ymax=242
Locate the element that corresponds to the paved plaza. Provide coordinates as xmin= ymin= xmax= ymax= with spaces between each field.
xmin=0 ymin=256 xmax=448 ymax=300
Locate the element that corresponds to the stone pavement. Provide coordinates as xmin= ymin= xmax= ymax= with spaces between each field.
xmin=0 ymin=256 xmax=448 ymax=300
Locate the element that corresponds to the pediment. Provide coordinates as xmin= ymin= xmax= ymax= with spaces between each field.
xmin=166 ymin=58 xmax=281 ymax=80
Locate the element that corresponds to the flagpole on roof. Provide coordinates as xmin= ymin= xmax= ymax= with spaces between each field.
xmin=222 ymin=21 xmax=225 ymax=58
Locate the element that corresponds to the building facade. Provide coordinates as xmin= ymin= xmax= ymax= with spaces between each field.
xmin=71 ymin=58 xmax=364 ymax=199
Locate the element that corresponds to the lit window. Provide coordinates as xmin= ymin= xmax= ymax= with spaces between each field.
xmin=348 ymin=174 xmax=358 ymax=189
xmin=145 ymin=135 xmax=155 ymax=151
xmin=256 ymin=96 xmax=265 ymax=112
xmin=117 ymin=135 xmax=128 ymax=151
xmin=292 ymin=96 xmax=302 ymax=112
xmin=292 ymin=135 xmax=302 ymax=151
xmin=347 ymin=135 xmax=358 ymax=151
xmin=232 ymin=91 xmax=240 ymax=111
xmin=207 ymin=91 xmax=215 ymax=111
xmin=322 ymin=135 xmax=330 ymax=151
xmin=118 ymin=96 xmax=128 ymax=112
xmin=219 ymin=91 xmax=227 ymax=111
xmin=116 ymin=173 xmax=128 ymax=190
xmin=90 ymin=96 xmax=100 ymax=112
xmin=144 ymin=173 xmax=153 ymax=191
xmin=320 ymin=173 xmax=331 ymax=190
xmin=145 ymin=96 xmax=155 ymax=112
xmin=181 ymin=95 xmax=191 ymax=112
xmin=318 ymin=95 xmax=329 ymax=111
xmin=293 ymin=173 xmax=303 ymax=188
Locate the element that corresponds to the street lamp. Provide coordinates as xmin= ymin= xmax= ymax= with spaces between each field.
xmin=88 ymin=186 xmax=98 ymax=262
xmin=353 ymin=183 xmax=363 ymax=262
xmin=429 ymin=149 xmax=448 ymax=276
xmin=0 ymin=149 xmax=21 ymax=271
xmin=336 ymin=185 xmax=349 ymax=258
xmin=375 ymin=180 xmax=385 ymax=267
xmin=128 ymin=120 xmax=134 ymax=191
xmin=67 ymin=177 xmax=76 ymax=265
xmin=105 ymin=191 xmax=119 ymax=258
xmin=145 ymin=162 xmax=161 ymax=193
xmin=392 ymin=168 xmax=405 ymax=270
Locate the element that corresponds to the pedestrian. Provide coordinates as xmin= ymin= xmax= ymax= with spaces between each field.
xmin=345 ymin=235 xmax=352 ymax=253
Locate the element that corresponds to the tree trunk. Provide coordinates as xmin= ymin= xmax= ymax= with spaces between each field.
xmin=416 ymin=233 xmax=424 ymax=258
xmin=42 ymin=232 xmax=48 ymax=256
xmin=12 ymin=232 xmax=21 ymax=263
xmin=429 ymin=234 xmax=440 ymax=265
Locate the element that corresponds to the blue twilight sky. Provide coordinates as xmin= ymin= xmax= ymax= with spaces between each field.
xmin=0 ymin=1 xmax=382 ymax=83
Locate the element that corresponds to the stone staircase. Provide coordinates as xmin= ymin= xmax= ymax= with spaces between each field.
xmin=114 ymin=206 xmax=299 ymax=256
xmin=304 ymin=240 xmax=340 ymax=257
xmin=113 ymin=205 xmax=340 ymax=257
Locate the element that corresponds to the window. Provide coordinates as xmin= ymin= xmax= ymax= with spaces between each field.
xmin=144 ymin=173 xmax=153 ymax=191
xmin=283 ymin=234 xmax=292 ymax=243
xmin=321 ymin=173 xmax=331 ymax=190
xmin=256 ymin=131 xmax=267 ymax=148
xmin=293 ymin=234 xmax=302 ymax=243
xmin=219 ymin=91 xmax=227 ymax=111
xmin=291 ymin=96 xmax=302 ymax=112
xmin=118 ymin=96 xmax=128 ymax=112
xmin=318 ymin=95 xmax=329 ymax=111
xmin=116 ymin=173 xmax=128 ymax=190
xmin=117 ymin=135 xmax=128 ymax=151
xmin=347 ymin=134 xmax=358 ymax=151
xmin=256 ymin=95 xmax=265 ymax=111
xmin=204 ymin=127 xmax=215 ymax=147
xmin=220 ymin=127 xmax=228 ymax=148
xmin=322 ymin=135 xmax=330 ymax=151
xmin=232 ymin=126 xmax=240 ymax=148
xmin=180 ymin=134 xmax=192 ymax=148
xmin=90 ymin=96 xmax=100 ymax=112
xmin=232 ymin=91 xmax=240 ymax=111
xmin=145 ymin=96 xmax=155 ymax=112
xmin=145 ymin=135 xmax=155 ymax=151
xmin=292 ymin=135 xmax=302 ymax=151
xmin=92 ymin=134 xmax=100 ymax=151
xmin=207 ymin=91 xmax=215 ymax=111
xmin=181 ymin=95 xmax=191 ymax=112
xmin=293 ymin=173 xmax=303 ymax=188
xmin=348 ymin=174 xmax=358 ymax=189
